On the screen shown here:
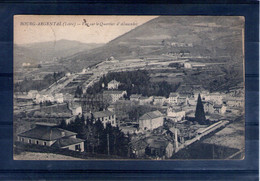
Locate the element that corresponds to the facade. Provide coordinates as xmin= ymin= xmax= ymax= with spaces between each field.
xmin=130 ymin=94 xmax=142 ymax=102
xmin=92 ymin=110 xmax=117 ymax=127
xmin=153 ymin=96 xmax=166 ymax=106
xmin=139 ymin=110 xmax=164 ymax=130
xmin=103 ymin=90 xmax=127 ymax=103
xmin=168 ymin=92 xmax=179 ymax=105
xmin=54 ymin=93 xmax=64 ymax=103
xmin=139 ymin=96 xmax=153 ymax=105
xmin=17 ymin=122 xmax=85 ymax=152
xmin=28 ymin=90 xmax=38 ymax=99
xmin=107 ymin=79 xmax=120 ymax=90
xmin=167 ymin=107 xmax=186 ymax=122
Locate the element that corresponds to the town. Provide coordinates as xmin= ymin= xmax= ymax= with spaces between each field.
xmin=14 ymin=53 xmax=244 ymax=160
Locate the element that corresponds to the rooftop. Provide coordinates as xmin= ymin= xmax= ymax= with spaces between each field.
xmin=52 ymin=137 xmax=85 ymax=148
xmin=93 ymin=110 xmax=114 ymax=118
xmin=108 ymin=79 xmax=120 ymax=84
xmin=139 ymin=110 xmax=163 ymax=120
xmin=18 ymin=126 xmax=77 ymax=141
xmin=169 ymin=92 xmax=179 ymax=97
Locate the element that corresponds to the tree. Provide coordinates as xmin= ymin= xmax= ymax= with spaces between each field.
xmin=59 ymin=119 xmax=67 ymax=129
xmin=195 ymin=94 xmax=207 ymax=125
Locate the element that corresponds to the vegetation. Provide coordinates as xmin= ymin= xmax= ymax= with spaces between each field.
xmin=86 ymin=70 xmax=180 ymax=97
xmin=60 ymin=115 xmax=130 ymax=157
xmin=14 ymin=72 xmax=65 ymax=92
xmin=195 ymin=94 xmax=207 ymax=125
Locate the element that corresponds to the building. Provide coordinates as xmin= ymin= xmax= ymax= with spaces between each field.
xmin=184 ymin=62 xmax=192 ymax=69
xmin=107 ymin=79 xmax=120 ymax=90
xmin=139 ymin=96 xmax=153 ymax=105
xmin=145 ymin=139 xmax=174 ymax=159
xmin=17 ymin=122 xmax=85 ymax=152
xmin=35 ymin=94 xmax=54 ymax=104
xmin=139 ymin=110 xmax=164 ymax=130
xmin=92 ymin=110 xmax=116 ymax=128
xmin=168 ymin=92 xmax=179 ymax=104
xmin=130 ymin=94 xmax=142 ymax=102
xmin=153 ymin=96 xmax=166 ymax=106
xmin=167 ymin=107 xmax=186 ymax=122
xmin=131 ymin=139 xmax=148 ymax=158
xmin=27 ymin=90 xmax=38 ymax=99
xmin=54 ymin=93 xmax=64 ymax=103
xmin=213 ymin=104 xmax=227 ymax=114
xmin=103 ymin=90 xmax=127 ymax=103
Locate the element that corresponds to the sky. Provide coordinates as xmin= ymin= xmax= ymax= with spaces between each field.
xmin=14 ymin=15 xmax=157 ymax=45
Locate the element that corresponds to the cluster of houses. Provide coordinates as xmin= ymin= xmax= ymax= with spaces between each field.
xmin=27 ymin=90 xmax=64 ymax=104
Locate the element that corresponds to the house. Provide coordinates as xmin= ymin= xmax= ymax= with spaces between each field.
xmin=17 ymin=122 xmax=85 ymax=152
xmin=213 ymin=104 xmax=227 ymax=114
xmin=139 ymin=110 xmax=164 ymax=130
xmin=153 ymin=96 xmax=166 ymax=106
xmin=130 ymin=94 xmax=142 ymax=102
xmin=203 ymin=101 xmax=214 ymax=114
xmin=103 ymin=90 xmax=127 ymax=103
xmin=184 ymin=62 xmax=192 ymax=69
xmin=107 ymin=79 xmax=120 ymax=90
xmin=168 ymin=92 xmax=179 ymax=105
xmin=224 ymin=97 xmax=244 ymax=108
xmin=167 ymin=107 xmax=185 ymax=122
xmin=54 ymin=93 xmax=64 ymax=103
xmin=91 ymin=110 xmax=116 ymax=128
xmin=145 ymin=139 xmax=174 ymax=158
xmin=35 ymin=94 xmax=54 ymax=104
xmin=139 ymin=96 xmax=152 ymax=105
xmin=204 ymin=93 xmax=223 ymax=104
xmin=131 ymin=139 xmax=148 ymax=158
xmin=177 ymin=93 xmax=190 ymax=105
xmin=27 ymin=90 xmax=38 ymax=99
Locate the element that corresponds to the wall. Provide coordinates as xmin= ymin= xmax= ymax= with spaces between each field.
xmin=18 ymin=136 xmax=54 ymax=146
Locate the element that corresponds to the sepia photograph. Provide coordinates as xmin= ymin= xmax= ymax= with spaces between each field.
xmin=13 ymin=15 xmax=245 ymax=160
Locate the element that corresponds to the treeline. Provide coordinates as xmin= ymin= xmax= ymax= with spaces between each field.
xmin=60 ymin=115 xmax=130 ymax=157
xmin=15 ymin=72 xmax=65 ymax=92
xmin=86 ymin=70 xmax=180 ymax=97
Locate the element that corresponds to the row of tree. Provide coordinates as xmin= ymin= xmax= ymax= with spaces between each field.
xmin=60 ymin=115 xmax=130 ymax=157
xmin=86 ymin=70 xmax=180 ymax=98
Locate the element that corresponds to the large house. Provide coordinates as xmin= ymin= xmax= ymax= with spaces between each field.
xmin=153 ymin=96 xmax=166 ymax=106
xmin=103 ymin=90 xmax=127 ymax=103
xmin=167 ymin=107 xmax=186 ymax=122
xmin=17 ymin=122 xmax=85 ymax=152
xmin=139 ymin=110 xmax=164 ymax=130
xmin=168 ymin=92 xmax=179 ymax=104
xmin=90 ymin=110 xmax=117 ymax=128
xmin=107 ymin=79 xmax=120 ymax=90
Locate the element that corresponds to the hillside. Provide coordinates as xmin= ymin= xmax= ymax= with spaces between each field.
xmin=14 ymin=39 xmax=104 ymax=68
xmin=64 ymin=16 xmax=244 ymax=65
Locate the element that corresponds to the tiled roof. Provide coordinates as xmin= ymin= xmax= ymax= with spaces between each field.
xmin=52 ymin=137 xmax=85 ymax=148
xmin=18 ymin=126 xmax=77 ymax=141
xmin=108 ymin=79 xmax=120 ymax=84
xmin=139 ymin=110 xmax=163 ymax=120
xmin=93 ymin=110 xmax=114 ymax=118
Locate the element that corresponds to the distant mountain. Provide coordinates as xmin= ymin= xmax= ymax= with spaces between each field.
xmin=64 ymin=16 xmax=244 ymax=66
xmin=14 ymin=40 xmax=104 ymax=68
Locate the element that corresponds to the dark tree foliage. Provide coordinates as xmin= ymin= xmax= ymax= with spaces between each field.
xmin=86 ymin=70 xmax=180 ymax=98
xmin=75 ymin=86 xmax=83 ymax=98
xmin=63 ymin=115 xmax=129 ymax=157
xmin=195 ymin=94 xmax=207 ymax=125
xmin=59 ymin=119 xmax=67 ymax=129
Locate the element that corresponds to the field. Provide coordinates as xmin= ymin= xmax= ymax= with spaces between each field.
xmin=14 ymin=152 xmax=84 ymax=160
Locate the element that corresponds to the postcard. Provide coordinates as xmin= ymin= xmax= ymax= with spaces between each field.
xmin=13 ymin=15 xmax=245 ymax=160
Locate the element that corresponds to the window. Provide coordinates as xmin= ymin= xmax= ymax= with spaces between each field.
xmin=44 ymin=142 xmax=47 ymax=146
xmin=36 ymin=140 xmax=39 ymax=145
xmin=29 ymin=139 xmax=32 ymax=144
xmin=75 ymin=144 xmax=81 ymax=151
xmin=21 ymin=138 xmax=24 ymax=142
